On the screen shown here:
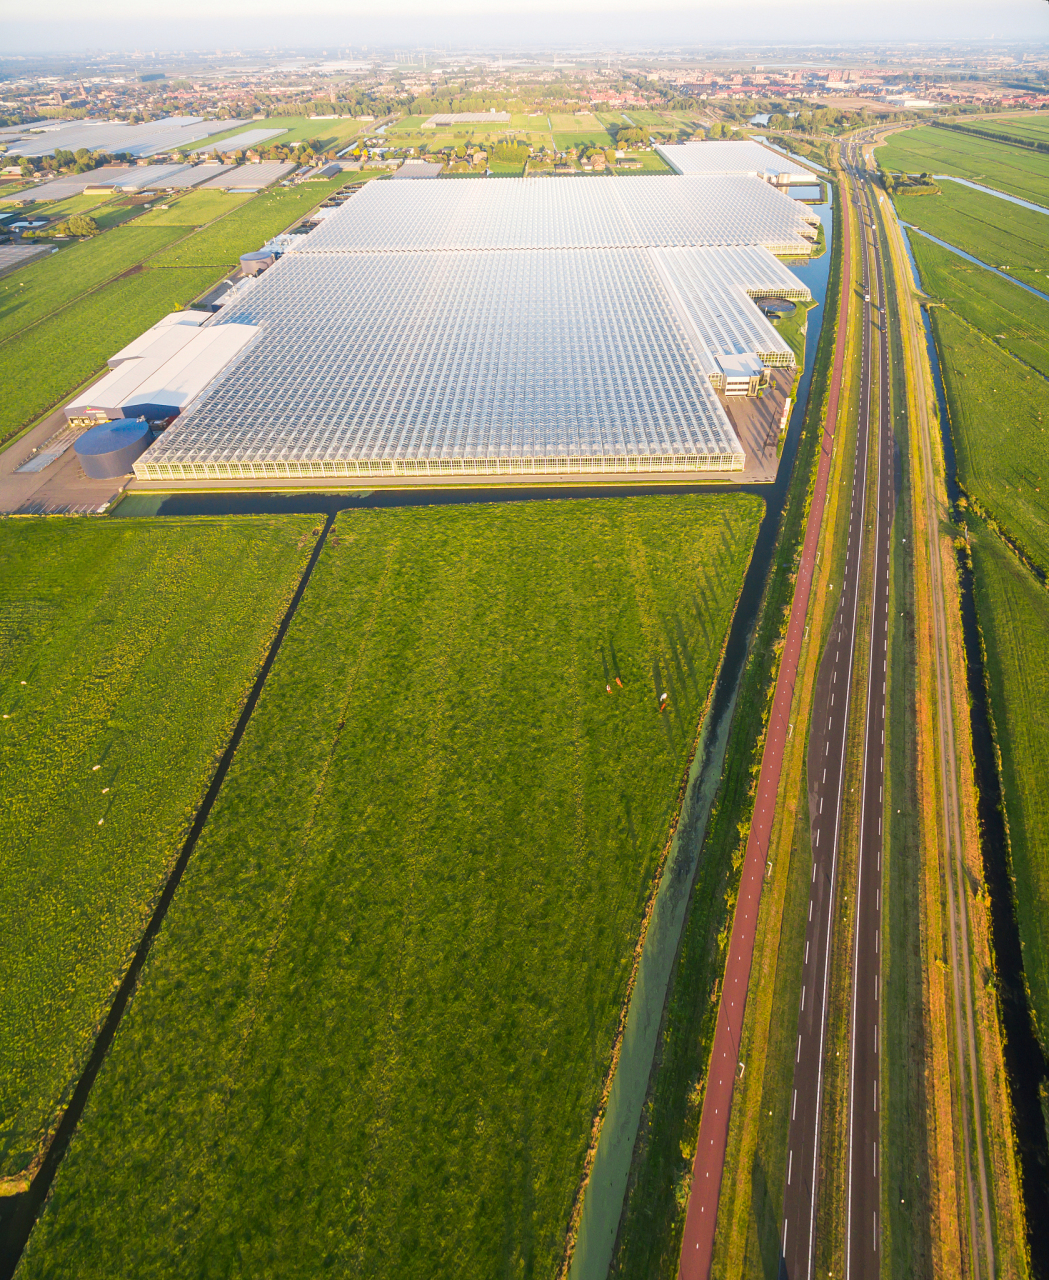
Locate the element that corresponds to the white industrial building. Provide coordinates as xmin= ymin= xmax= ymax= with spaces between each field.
xmin=131 ymin=163 xmax=815 ymax=484
xmin=656 ymin=140 xmax=814 ymax=185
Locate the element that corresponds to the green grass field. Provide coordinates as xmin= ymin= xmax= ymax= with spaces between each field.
xmin=553 ymin=130 xmax=614 ymax=151
xmin=0 ymin=267 xmax=220 ymax=442
xmin=894 ymin=182 xmax=1049 ymax=291
xmin=959 ymin=114 xmax=1049 ymax=147
xmin=148 ymin=176 xmax=348 ymax=268
xmin=0 ymin=516 xmax=314 ymax=1182
xmin=876 ymin=124 xmax=1049 ymax=206
xmin=908 ymin=231 xmax=1049 ymax=377
xmin=0 ymin=226 xmax=188 ymax=345
xmin=970 ymin=528 xmax=1049 ymax=1048
xmin=18 ymin=496 xmax=761 ymax=1280
xmin=133 ymin=189 xmax=251 ymax=227
xmin=933 ymin=308 xmax=1049 ymax=572
xmin=198 ymin=114 xmax=365 ymax=151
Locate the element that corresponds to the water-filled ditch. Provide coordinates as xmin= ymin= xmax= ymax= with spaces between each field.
xmin=902 ymin=224 xmax=1049 ymax=1277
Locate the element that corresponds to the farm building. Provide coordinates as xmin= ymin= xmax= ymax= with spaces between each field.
xmin=131 ymin=170 xmax=814 ymax=484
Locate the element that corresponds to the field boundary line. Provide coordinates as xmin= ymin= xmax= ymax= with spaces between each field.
xmin=0 ymin=514 xmax=335 ymax=1280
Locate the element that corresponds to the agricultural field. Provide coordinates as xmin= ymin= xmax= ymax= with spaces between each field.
xmin=147 ymin=175 xmax=350 ymax=268
xmin=876 ymin=124 xmax=1049 ymax=206
xmin=907 ymin=230 xmax=1049 ymax=378
xmin=196 ymin=114 xmax=365 ymax=152
xmin=0 ymin=515 xmax=315 ymax=1184
xmin=19 ymin=495 xmax=762 ymax=1280
xmin=934 ymin=308 xmax=1049 ymax=572
xmin=0 ymin=266 xmax=219 ymax=443
xmin=970 ymin=527 xmax=1049 ymax=1047
xmin=0 ymin=225 xmax=189 ymax=346
xmin=893 ymin=181 xmax=1049 ymax=290
xmin=133 ymin=189 xmax=251 ymax=227
xmin=615 ymin=151 xmax=674 ymax=173
xmin=963 ymin=114 xmax=1049 ymax=147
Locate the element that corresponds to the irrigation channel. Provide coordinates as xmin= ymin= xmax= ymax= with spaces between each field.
xmin=1 ymin=194 xmax=832 ymax=1278
xmin=900 ymin=225 xmax=1049 ymax=1276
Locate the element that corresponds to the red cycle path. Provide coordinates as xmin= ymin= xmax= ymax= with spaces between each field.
xmin=677 ymin=176 xmax=854 ymax=1280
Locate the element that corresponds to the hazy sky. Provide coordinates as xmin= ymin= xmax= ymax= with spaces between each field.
xmin=1 ymin=0 xmax=1046 ymax=54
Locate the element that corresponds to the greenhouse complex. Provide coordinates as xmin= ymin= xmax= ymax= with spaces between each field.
xmin=127 ymin=144 xmax=818 ymax=484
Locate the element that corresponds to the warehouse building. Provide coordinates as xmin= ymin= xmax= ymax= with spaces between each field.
xmin=655 ymin=140 xmax=814 ymax=185
xmin=131 ymin=169 xmax=814 ymax=484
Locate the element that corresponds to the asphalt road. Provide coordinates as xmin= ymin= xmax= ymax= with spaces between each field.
xmin=845 ymin=160 xmax=894 ymax=1280
xmin=778 ymin=147 xmax=879 ymax=1280
xmin=677 ymin=154 xmax=855 ymax=1280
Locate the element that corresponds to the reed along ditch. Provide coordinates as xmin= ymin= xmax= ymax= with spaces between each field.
xmin=104 ymin=195 xmax=835 ymax=1280
xmin=902 ymin=227 xmax=1049 ymax=1276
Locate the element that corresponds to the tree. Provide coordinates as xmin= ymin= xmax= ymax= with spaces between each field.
xmin=66 ymin=214 xmax=99 ymax=237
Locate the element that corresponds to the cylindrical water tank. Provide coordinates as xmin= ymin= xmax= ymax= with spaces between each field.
xmin=240 ymin=249 xmax=276 ymax=276
xmin=74 ymin=418 xmax=154 ymax=479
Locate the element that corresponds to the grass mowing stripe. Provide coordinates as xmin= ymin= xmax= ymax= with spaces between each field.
xmin=16 ymin=496 xmax=760 ymax=1280
xmin=0 ymin=515 xmax=333 ymax=1280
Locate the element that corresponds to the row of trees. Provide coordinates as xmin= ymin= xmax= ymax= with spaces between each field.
xmin=13 ymin=147 xmax=117 ymax=179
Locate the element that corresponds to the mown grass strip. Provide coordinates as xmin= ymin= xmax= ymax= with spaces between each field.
xmin=16 ymin=497 xmax=760 ymax=1280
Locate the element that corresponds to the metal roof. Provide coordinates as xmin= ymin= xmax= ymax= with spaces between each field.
xmin=655 ymin=140 xmax=813 ymax=183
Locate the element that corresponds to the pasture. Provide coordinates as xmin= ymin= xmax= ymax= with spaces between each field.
xmin=876 ymin=124 xmax=1049 ymax=206
xmin=18 ymin=496 xmax=762 ymax=1280
xmin=0 ymin=177 xmax=345 ymax=445
xmin=908 ymin=231 xmax=1049 ymax=378
xmin=893 ymin=180 xmax=1049 ymax=291
xmin=970 ymin=527 xmax=1049 ymax=1048
xmin=933 ymin=308 xmax=1049 ymax=572
xmin=0 ymin=516 xmax=315 ymax=1182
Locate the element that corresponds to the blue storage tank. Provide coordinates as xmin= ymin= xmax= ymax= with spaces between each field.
xmin=74 ymin=418 xmax=154 ymax=479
